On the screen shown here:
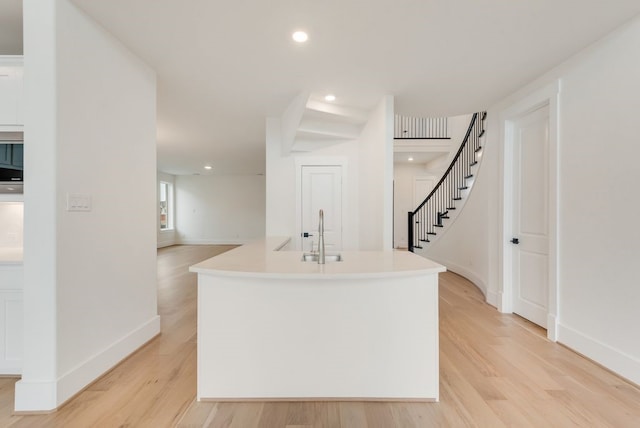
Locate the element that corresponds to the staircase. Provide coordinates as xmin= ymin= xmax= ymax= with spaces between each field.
xmin=408 ymin=111 xmax=486 ymax=252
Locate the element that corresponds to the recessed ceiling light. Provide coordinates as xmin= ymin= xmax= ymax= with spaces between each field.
xmin=292 ymin=31 xmax=308 ymax=43
xmin=324 ymin=94 xmax=336 ymax=102
xmin=204 ymin=165 xmax=212 ymax=170
xmin=408 ymin=157 xmax=414 ymax=162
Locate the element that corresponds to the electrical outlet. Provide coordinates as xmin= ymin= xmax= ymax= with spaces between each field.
xmin=67 ymin=193 xmax=92 ymax=212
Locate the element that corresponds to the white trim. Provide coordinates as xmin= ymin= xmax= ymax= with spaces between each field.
xmin=15 ymin=315 xmax=160 ymax=411
xmin=14 ymin=380 xmax=57 ymax=412
xmin=159 ymin=180 xmax=174 ymax=231
xmin=558 ymin=323 xmax=640 ymax=386
xmin=56 ymin=316 xmax=160 ymax=407
xmin=294 ymin=157 xmax=348 ymax=251
xmin=499 ymin=81 xmax=560 ymax=341
xmin=157 ymin=240 xmax=176 ymax=249
xmin=427 ymin=255 xmax=488 ymax=301
xmin=486 ymin=290 xmax=499 ymax=309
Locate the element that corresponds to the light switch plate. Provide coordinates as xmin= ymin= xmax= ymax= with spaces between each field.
xmin=67 ymin=193 xmax=92 ymax=212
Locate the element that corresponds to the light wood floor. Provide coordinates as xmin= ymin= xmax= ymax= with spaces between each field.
xmin=1 ymin=245 xmax=639 ymax=427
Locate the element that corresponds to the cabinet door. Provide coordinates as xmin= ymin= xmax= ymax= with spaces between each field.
xmin=0 ymin=67 xmax=22 ymax=126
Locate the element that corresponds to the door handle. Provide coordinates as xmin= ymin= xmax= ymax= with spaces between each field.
xmin=302 ymin=232 xmax=314 ymax=238
xmin=510 ymin=238 xmax=519 ymax=244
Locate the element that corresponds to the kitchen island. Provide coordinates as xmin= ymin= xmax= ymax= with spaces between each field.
xmin=190 ymin=237 xmax=445 ymax=402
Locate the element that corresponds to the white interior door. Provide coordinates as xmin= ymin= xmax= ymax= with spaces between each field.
xmin=414 ymin=177 xmax=435 ymax=207
xmin=511 ymin=105 xmax=550 ymax=328
xmin=301 ymin=165 xmax=343 ymax=253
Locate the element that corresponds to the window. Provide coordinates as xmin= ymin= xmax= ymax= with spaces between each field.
xmin=159 ymin=181 xmax=174 ymax=230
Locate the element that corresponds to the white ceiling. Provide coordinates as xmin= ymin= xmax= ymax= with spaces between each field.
xmin=3 ymin=1 xmax=640 ymax=175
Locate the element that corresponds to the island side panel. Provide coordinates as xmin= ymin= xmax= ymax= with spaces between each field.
xmin=197 ymin=272 xmax=439 ymax=401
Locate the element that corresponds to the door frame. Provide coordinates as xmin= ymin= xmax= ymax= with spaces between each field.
xmin=295 ymin=157 xmax=348 ymax=251
xmin=499 ymin=81 xmax=560 ymax=341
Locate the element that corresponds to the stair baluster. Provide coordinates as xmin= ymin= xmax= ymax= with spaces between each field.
xmin=408 ymin=112 xmax=486 ymax=252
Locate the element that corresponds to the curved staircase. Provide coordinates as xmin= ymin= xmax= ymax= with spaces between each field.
xmin=408 ymin=111 xmax=486 ymax=252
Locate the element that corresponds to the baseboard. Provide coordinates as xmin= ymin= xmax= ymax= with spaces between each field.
xmin=558 ymin=323 xmax=640 ymax=386
xmin=177 ymin=238 xmax=251 ymax=245
xmin=157 ymin=240 xmax=176 ymax=248
xmin=15 ymin=315 xmax=161 ymax=411
xmin=486 ymin=290 xmax=499 ymax=309
xmin=14 ymin=380 xmax=57 ymax=412
xmin=425 ymin=256 xmax=488 ymax=299
xmin=547 ymin=314 xmax=559 ymax=342
xmin=57 ymin=315 xmax=161 ymax=406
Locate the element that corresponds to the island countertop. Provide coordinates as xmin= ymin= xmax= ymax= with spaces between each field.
xmin=189 ymin=237 xmax=445 ymax=279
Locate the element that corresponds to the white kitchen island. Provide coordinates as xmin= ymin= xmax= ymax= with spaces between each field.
xmin=189 ymin=237 xmax=445 ymax=402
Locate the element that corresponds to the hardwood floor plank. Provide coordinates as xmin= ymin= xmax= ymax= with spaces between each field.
xmin=338 ymin=402 xmax=367 ymax=428
xmin=176 ymin=401 xmax=219 ymax=427
xmin=257 ymin=402 xmax=290 ymax=428
xmin=2 ymin=250 xmax=640 ymax=427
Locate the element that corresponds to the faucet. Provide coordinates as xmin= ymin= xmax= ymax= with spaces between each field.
xmin=318 ymin=209 xmax=325 ymax=264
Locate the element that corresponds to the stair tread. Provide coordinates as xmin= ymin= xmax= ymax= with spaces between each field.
xmin=453 ymin=197 xmax=462 ymax=200
xmin=434 ymin=224 xmax=444 ymax=228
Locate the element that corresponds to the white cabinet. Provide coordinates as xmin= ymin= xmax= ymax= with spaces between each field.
xmin=0 ymin=263 xmax=22 ymax=375
xmin=0 ymin=56 xmax=24 ymax=127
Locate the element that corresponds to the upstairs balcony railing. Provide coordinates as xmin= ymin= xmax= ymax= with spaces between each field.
xmin=394 ymin=115 xmax=450 ymax=139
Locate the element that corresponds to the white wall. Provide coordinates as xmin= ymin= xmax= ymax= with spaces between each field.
xmin=393 ymin=163 xmax=438 ymax=249
xmin=427 ymin=15 xmax=640 ymax=385
xmin=174 ymin=174 xmax=265 ymax=244
xmin=266 ymin=118 xmax=361 ymax=250
xmin=17 ymin=0 xmax=159 ymax=411
xmin=358 ymin=96 xmax=394 ymax=251
xmin=157 ymin=171 xmax=176 ymax=248
xmin=0 ymin=202 xmax=23 ymax=248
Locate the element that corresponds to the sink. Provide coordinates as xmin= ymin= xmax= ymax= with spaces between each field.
xmin=301 ymin=253 xmax=343 ymax=262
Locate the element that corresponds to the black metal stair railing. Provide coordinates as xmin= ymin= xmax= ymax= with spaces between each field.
xmin=408 ymin=112 xmax=486 ymax=252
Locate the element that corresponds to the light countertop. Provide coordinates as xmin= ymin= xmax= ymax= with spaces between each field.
xmin=190 ymin=237 xmax=445 ymax=279
xmin=0 ymin=248 xmax=23 ymax=265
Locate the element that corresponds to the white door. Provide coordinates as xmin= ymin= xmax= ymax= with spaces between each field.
xmin=511 ymin=105 xmax=550 ymax=328
xmin=301 ymin=165 xmax=343 ymax=253
xmin=414 ymin=177 xmax=435 ymax=207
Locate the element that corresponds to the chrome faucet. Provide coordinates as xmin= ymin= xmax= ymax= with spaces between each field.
xmin=318 ymin=209 xmax=325 ymax=264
